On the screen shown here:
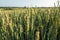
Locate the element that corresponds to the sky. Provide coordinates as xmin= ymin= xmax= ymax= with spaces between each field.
xmin=0 ymin=0 xmax=58 ymax=7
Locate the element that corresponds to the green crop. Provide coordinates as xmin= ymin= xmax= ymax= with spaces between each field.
xmin=0 ymin=7 xmax=60 ymax=40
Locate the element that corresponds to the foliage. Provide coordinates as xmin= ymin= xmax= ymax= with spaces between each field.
xmin=0 ymin=7 xmax=60 ymax=40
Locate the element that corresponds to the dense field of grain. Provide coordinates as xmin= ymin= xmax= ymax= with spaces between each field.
xmin=0 ymin=7 xmax=60 ymax=40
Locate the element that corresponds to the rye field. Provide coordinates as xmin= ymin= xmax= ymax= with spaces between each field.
xmin=0 ymin=7 xmax=60 ymax=40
